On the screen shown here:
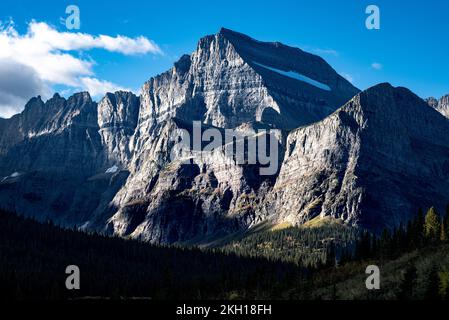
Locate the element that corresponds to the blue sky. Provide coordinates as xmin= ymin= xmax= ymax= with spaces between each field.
xmin=0 ymin=0 xmax=448 ymax=117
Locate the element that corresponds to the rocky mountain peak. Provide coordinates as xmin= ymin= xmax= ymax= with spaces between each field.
xmin=345 ymin=83 xmax=436 ymax=117
xmin=173 ymin=54 xmax=191 ymax=75
xmin=23 ymin=95 xmax=45 ymax=111
xmin=271 ymin=83 xmax=449 ymax=233
xmin=426 ymin=94 xmax=449 ymax=118
xmin=217 ymin=27 xmax=258 ymax=42
xmin=438 ymin=95 xmax=449 ymax=118
xmin=139 ymin=28 xmax=359 ymax=131
xmin=441 ymin=94 xmax=449 ymax=104
xmin=426 ymin=97 xmax=438 ymax=108
xmin=217 ymin=28 xmax=357 ymax=92
xmin=68 ymin=91 xmax=93 ymax=107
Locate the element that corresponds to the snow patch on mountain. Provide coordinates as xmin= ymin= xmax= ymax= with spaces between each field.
xmin=252 ymin=62 xmax=332 ymax=91
xmin=106 ymin=165 xmax=119 ymax=174
xmin=1 ymin=172 xmax=21 ymax=182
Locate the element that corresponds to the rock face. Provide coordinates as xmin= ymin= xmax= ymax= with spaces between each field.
xmin=98 ymin=91 xmax=140 ymax=166
xmin=0 ymin=28 xmax=447 ymax=243
xmin=427 ymin=95 xmax=449 ymax=118
xmin=267 ymin=84 xmax=449 ymax=232
xmin=104 ymin=28 xmax=358 ymax=243
xmin=136 ymin=28 xmax=359 ymax=131
xmin=0 ymin=92 xmax=102 ymax=175
xmin=0 ymin=91 xmax=135 ymax=225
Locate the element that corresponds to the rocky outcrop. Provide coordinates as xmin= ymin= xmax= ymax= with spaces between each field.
xmin=0 ymin=91 xmax=133 ymax=227
xmin=428 ymin=95 xmax=449 ymax=118
xmin=267 ymin=84 xmax=449 ymax=232
xmin=107 ymin=118 xmax=283 ymax=243
xmin=98 ymin=91 xmax=140 ymax=166
xmin=0 ymin=92 xmax=102 ymax=175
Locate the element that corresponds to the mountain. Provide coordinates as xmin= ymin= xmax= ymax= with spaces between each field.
xmin=136 ymin=28 xmax=359 ymax=131
xmin=427 ymin=95 xmax=449 ymax=118
xmin=102 ymin=27 xmax=359 ymax=243
xmin=267 ymin=84 xmax=449 ymax=232
xmin=0 ymin=91 xmax=133 ymax=225
xmin=0 ymin=28 xmax=447 ymax=243
xmin=0 ymin=93 xmax=101 ymax=174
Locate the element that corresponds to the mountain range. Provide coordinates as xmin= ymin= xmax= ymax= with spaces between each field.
xmin=0 ymin=28 xmax=448 ymax=244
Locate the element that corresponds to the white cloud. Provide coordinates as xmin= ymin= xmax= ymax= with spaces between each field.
xmin=26 ymin=22 xmax=161 ymax=55
xmin=371 ymin=62 xmax=383 ymax=70
xmin=0 ymin=20 xmax=161 ymax=118
xmin=0 ymin=59 xmax=51 ymax=117
xmin=80 ymin=77 xmax=130 ymax=97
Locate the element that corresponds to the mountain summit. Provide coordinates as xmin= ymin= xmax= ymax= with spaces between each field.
xmin=269 ymin=83 xmax=449 ymax=232
xmin=427 ymin=94 xmax=449 ymax=118
xmin=0 ymin=29 xmax=447 ymax=244
xmin=137 ymin=27 xmax=359 ymax=130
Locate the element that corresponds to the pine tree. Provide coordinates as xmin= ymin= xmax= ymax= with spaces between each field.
xmin=438 ymin=271 xmax=449 ymax=300
xmin=412 ymin=208 xmax=425 ymax=247
xmin=445 ymin=205 xmax=449 ymax=236
xmin=424 ymin=207 xmax=441 ymax=241
xmin=440 ymin=219 xmax=447 ymax=242
xmin=398 ymin=264 xmax=417 ymax=300
xmin=380 ymin=229 xmax=392 ymax=259
xmin=424 ymin=266 xmax=440 ymax=300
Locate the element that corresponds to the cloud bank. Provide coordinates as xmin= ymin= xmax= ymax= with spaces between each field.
xmin=0 ymin=20 xmax=161 ymax=118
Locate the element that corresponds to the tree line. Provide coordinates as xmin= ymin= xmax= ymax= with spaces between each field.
xmin=349 ymin=206 xmax=449 ymax=300
xmin=0 ymin=209 xmax=301 ymax=300
xmin=352 ymin=206 xmax=449 ymax=261
xmin=1 ymin=206 xmax=449 ymax=300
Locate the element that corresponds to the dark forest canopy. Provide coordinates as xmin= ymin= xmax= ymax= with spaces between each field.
xmin=0 ymin=209 xmax=301 ymax=300
xmin=1 ymin=206 xmax=449 ymax=300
